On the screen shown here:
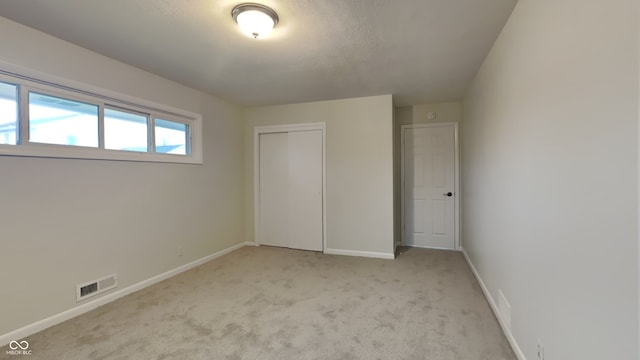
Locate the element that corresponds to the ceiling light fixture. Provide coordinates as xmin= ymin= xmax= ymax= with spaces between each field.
xmin=232 ymin=3 xmax=279 ymax=39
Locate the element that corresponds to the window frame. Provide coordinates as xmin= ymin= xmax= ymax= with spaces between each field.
xmin=103 ymin=105 xmax=150 ymax=153
xmin=26 ymin=87 xmax=102 ymax=149
xmin=153 ymin=116 xmax=192 ymax=156
xmin=0 ymin=79 xmax=19 ymax=146
xmin=0 ymin=64 xmax=203 ymax=164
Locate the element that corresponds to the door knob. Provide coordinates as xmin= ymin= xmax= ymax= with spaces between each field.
xmin=443 ymin=192 xmax=453 ymax=197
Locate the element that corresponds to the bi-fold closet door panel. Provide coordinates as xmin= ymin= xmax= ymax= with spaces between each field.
xmin=259 ymin=132 xmax=289 ymax=248
xmin=287 ymin=130 xmax=323 ymax=251
xmin=259 ymin=130 xmax=323 ymax=252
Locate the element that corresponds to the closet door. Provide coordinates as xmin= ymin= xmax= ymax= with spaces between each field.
xmin=259 ymin=132 xmax=289 ymax=248
xmin=288 ymin=130 xmax=323 ymax=251
xmin=258 ymin=130 xmax=323 ymax=251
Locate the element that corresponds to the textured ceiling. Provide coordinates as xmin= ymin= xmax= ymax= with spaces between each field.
xmin=0 ymin=0 xmax=517 ymax=106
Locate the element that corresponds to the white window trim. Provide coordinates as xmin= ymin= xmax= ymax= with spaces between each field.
xmin=0 ymin=60 xmax=203 ymax=164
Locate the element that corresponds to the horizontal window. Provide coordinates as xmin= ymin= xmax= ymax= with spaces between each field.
xmin=105 ymin=107 xmax=148 ymax=152
xmin=29 ymin=92 xmax=99 ymax=147
xmin=0 ymin=66 xmax=202 ymax=164
xmin=155 ymin=118 xmax=189 ymax=155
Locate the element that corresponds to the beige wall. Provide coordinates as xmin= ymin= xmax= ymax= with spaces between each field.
xmin=395 ymin=106 xmax=413 ymax=126
xmin=410 ymin=102 xmax=463 ymax=125
xmin=0 ymin=17 xmax=245 ymax=335
xmin=244 ymin=95 xmax=395 ymax=256
xmin=462 ymin=0 xmax=639 ymax=359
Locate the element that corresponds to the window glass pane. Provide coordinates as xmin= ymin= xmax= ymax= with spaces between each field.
xmin=0 ymin=82 xmax=18 ymax=145
xmin=29 ymin=92 xmax=98 ymax=147
xmin=155 ymin=118 xmax=189 ymax=155
xmin=104 ymin=108 xmax=148 ymax=152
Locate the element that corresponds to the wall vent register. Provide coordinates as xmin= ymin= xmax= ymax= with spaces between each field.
xmin=76 ymin=274 xmax=118 ymax=302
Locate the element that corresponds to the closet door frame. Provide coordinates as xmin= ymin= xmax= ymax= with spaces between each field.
xmin=254 ymin=122 xmax=327 ymax=252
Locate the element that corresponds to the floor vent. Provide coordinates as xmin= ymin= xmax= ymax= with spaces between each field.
xmin=76 ymin=274 xmax=117 ymax=302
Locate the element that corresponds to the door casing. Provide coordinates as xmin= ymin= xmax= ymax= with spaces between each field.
xmin=400 ymin=122 xmax=460 ymax=250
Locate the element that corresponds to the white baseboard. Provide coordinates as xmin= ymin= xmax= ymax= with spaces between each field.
xmin=404 ymin=244 xmax=457 ymax=251
xmin=461 ymin=248 xmax=526 ymax=360
xmin=324 ymin=248 xmax=395 ymax=259
xmin=0 ymin=242 xmax=246 ymax=347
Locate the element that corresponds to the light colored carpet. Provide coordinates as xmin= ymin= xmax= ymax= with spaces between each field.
xmin=2 ymin=246 xmax=515 ymax=360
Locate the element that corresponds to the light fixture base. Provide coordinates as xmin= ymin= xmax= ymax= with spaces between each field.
xmin=232 ymin=3 xmax=279 ymax=39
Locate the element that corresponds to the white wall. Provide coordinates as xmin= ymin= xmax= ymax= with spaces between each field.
xmin=0 ymin=17 xmax=245 ymax=336
xmin=244 ymin=95 xmax=395 ymax=256
xmin=462 ymin=1 xmax=639 ymax=359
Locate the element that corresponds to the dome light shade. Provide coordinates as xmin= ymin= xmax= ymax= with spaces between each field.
xmin=232 ymin=3 xmax=279 ymax=39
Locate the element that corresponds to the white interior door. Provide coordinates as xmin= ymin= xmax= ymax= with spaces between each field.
xmin=258 ymin=129 xmax=323 ymax=251
xmin=403 ymin=125 xmax=456 ymax=249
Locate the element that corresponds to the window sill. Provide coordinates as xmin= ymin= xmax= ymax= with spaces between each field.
xmin=0 ymin=143 xmax=203 ymax=164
